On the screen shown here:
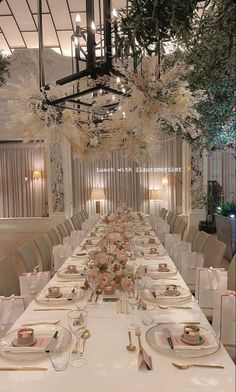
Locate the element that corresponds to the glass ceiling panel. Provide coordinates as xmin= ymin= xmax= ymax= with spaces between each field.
xmin=68 ymin=0 xmax=86 ymax=12
xmin=47 ymin=0 xmax=72 ymax=30
xmin=57 ymin=30 xmax=73 ymax=56
xmin=0 ymin=15 xmax=25 ymax=47
xmin=22 ymin=31 xmax=38 ymax=48
xmin=33 ymin=13 xmax=59 ymax=47
xmin=0 ymin=2 xmax=11 ymax=15
xmin=27 ymin=0 xmax=49 ymax=14
xmin=0 ymin=0 xmax=126 ymax=53
xmin=0 ymin=32 xmax=11 ymax=52
xmin=7 ymin=0 xmax=36 ymax=31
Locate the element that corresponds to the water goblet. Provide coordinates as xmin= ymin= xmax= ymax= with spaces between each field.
xmin=86 ymin=267 xmax=100 ymax=305
xmin=67 ymin=310 xmax=88 ymax=367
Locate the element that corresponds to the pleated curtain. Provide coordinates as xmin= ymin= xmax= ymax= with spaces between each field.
xmin=0 ymin=142 xmax=47 ymax=217
xmin=72 ymin=134 xmax=181 ymax=214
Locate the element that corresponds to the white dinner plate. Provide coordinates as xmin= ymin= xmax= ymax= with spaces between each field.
xmin=145 ymin=323 xmax=220 ymax=358
xmin=0 ymin=324 xmax=71 ymax=361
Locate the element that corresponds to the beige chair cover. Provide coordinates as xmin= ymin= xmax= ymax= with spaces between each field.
xmin=0 ymin=257 xmax=20 ymax=296
xmin=18 ymin=243 xmax=38 ymax=273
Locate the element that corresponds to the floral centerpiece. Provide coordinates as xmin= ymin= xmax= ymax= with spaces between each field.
xmin=84 ymin=203 xmax=142 ymax=292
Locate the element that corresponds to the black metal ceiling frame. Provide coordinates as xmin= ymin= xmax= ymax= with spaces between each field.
xmin=37 ymin=0 xmax=126 ymax=109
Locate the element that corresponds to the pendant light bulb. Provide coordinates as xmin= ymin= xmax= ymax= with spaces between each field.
xmin=91 ymin=21 xmax=96 ymax=32
xmin=75 ymin=14 xmax=81 ymax=25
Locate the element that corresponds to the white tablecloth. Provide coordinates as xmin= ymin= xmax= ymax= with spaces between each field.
xmin=0 ymin=220 xmax=235 ymax=392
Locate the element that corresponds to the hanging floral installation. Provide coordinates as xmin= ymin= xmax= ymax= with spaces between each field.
xmin=3 ymin=56 xmax=205 ymax=162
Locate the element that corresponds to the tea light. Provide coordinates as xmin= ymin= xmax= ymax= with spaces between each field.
xmin=158 ymin=263 xmax=169 ymax=272
xmin=149 ymin=238 xmax=155 ymax=244
xmin=150 ymin=248 xmax=157 ymax=254
xmin=67 ymin=264 xmax=77 ymax=273
xmin=48 ymin=286 xmax=60 ymax=297
xmin=17 ymin=328 xmax=34 ymax=346
xmin=183 ymin=325 xmax=201 ymax=344
xmin=165 ymin=284 xmax=177 ymax=294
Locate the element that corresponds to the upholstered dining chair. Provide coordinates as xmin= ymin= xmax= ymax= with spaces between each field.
xmin=202 ymin=237 xmax=226 ymax=269
xmin=192 ymin=231 xmax=210 ymax=253
xmin=34 ymin=236 xmax=52 ymax=272
xmin=57 ymin=223 xmax=68 ymax=240
xmin=70 ymin=215 xmax=82 ymax=231
xmin=185 ymin=226 xmax=198 ymax=249
xmin=169 ymin=213 xmax=178 ymax=233
xmin=159 ymin=208 xmax=168 ymax=219
xmin=166 ymin=211 xmax=173 ymax=225
xmin=0 ymin=257 xmax=20 ymax=296
xmin=176 ymin=219 xmax=188 ymax=240
xmin=63 ymin=219 xmax=74 ymax=236
xmin=75 ymin=213 xmax=84 ymax=225
xmin=228 ymin=254 xmax=236 ymax=290
xmin=47 ymin=228 xmax=61 ymax=246
xmin=172 ymin=217 xmax=183 ymax=234
xmin=82 ymin=209 xmax=89 ymax=219
xmin=78 ymin=211 xmax=87 ymax=222
xmin=18 ymin=242 xmax=39 ymax=273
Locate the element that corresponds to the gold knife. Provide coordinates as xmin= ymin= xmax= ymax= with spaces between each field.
xmin=33 ymin=308 xmax=72 ymax=311
xmin=0 ymin=367 xmax=48 ymax=371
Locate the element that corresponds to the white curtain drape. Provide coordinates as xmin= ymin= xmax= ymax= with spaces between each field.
xmin=72 ymin=135 xmax=181 ymax=214
xmin=0 ymin=142 xmax=47 ymax=217
xmin=208 ymin=150 xmax=236 ymax=202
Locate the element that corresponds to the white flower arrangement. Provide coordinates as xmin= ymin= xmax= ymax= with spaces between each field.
xmin=3 ymin=59 xmax=205 ymax=162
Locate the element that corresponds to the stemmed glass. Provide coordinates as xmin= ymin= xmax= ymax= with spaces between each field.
xmin=76 ymin=289 xmax=89 ymax=310
xmin=67 ymin=310 xmax=88 ymax=367
xmin=86 ymin=267 xmax=100 ymax=306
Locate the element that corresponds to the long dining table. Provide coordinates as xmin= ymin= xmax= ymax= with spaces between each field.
xmin=0 ymin=215 xmax=235 ymax=392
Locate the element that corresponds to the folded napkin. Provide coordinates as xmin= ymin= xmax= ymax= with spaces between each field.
xmin=37 ymin=288 xmax=75 ymax=302
xmin=1 ymin=336 xmax=53 ymax=354
xmin=155 ymin=330 xmax=218 ymax=350
xmin=144 ymin=287 xmax=189 ymax=300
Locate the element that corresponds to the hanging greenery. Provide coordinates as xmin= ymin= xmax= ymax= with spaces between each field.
xmin=185 ymin=0 xmax=236 ymax=85
xmin=117 ymin=0 xmax=200 ymax=61
xmin=184 ymin=0 xmax=236 ymax=150
xmin=0 ymin=51 xmax=10 ymax=87
xmin=117 ymin=0 xmax=236 ymax=151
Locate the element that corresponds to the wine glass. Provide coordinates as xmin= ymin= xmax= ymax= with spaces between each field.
xmin=86 ymin=267 xmax=100 ymax=305
xmin=67 ymin=310 xmax=88 ymax=367
xmin=76 ymin=289 xmax=89 ymax=310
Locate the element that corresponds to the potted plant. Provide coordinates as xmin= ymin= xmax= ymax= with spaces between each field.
xmin=214 ymin=201 xmax=236 ymax=261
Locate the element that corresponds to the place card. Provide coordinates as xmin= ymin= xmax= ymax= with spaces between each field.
xmin=138 ymin=347 xmax=153 ymax=370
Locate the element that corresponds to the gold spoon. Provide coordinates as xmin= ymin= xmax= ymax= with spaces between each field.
xmin=135 ymin=327 xmax=142 ymax=349
xmin=95 ymin=288 xmax=103 ymax=303
xmin=172 ymin=362 xmax=224 ymax=370
xmin=126 ymin=331 xmax=136 ymax=351
xmin=80 ymin=329 xmax=91 ymax=357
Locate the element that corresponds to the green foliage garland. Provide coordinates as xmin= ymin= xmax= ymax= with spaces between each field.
xmin=0 ymin=52 xmax=10 ymax=87
xmin=117 ymin=0 xmax=199 ymax=61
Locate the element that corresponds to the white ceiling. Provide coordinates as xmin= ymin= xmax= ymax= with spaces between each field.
xmin=0 ymin=0 xmax=126 ymax=56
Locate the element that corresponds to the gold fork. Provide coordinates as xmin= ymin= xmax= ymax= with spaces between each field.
xmin=172 ymin=362 xmax=224 ymax=370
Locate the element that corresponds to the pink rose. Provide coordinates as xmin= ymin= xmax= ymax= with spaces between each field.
xmin=98 ymin=272 xmax=112 ymax=288
xmin=121 ymin=277 xmax=134 ymax=292
xmin=116 ymin=250 xmax=128 ymax=263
